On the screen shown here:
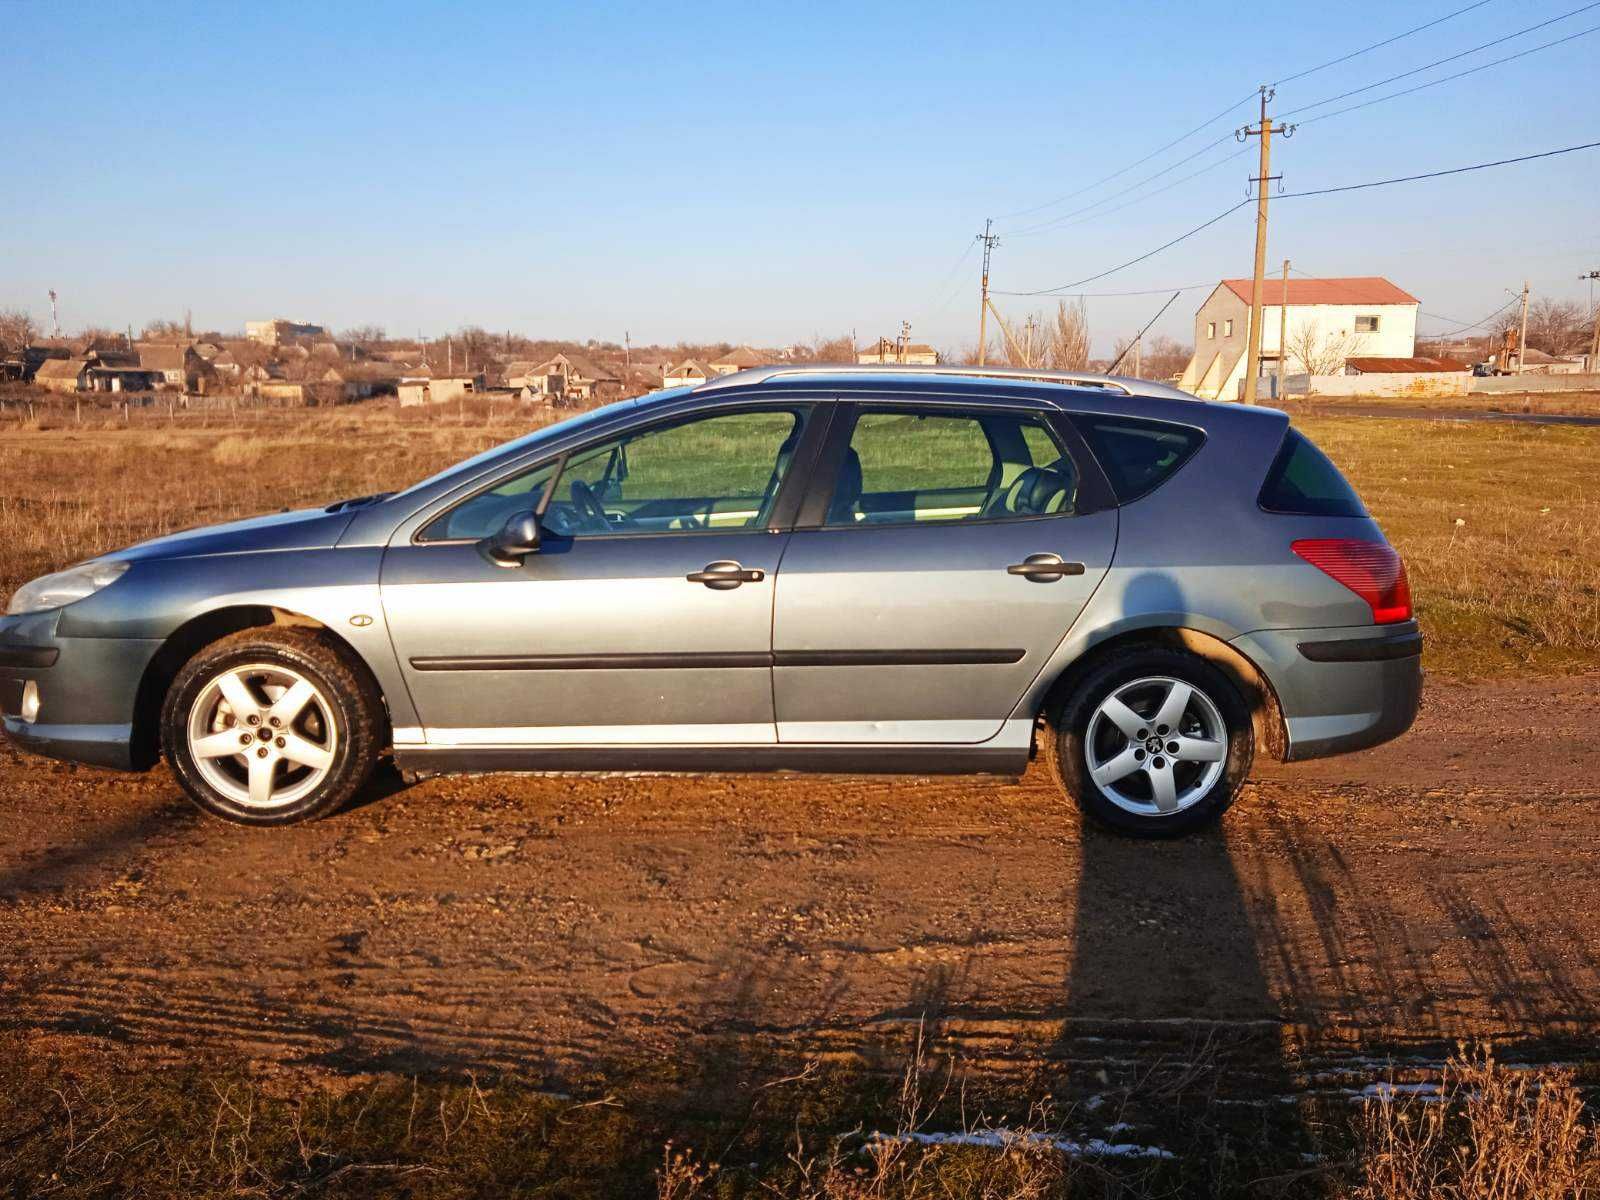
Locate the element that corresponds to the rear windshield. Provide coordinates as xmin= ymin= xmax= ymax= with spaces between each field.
xmin=1073 ymin=414 xmax=1205 ymax=504
xmin=1259 ymin=428 xmax=1367 ymax=517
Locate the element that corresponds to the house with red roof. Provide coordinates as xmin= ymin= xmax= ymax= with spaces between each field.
xmin=1179 ymin=276 xmax=1419 ymax=400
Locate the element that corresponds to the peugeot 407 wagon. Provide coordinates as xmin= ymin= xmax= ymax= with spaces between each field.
xmin=0 ymin=366 xmax=1421 ymax=837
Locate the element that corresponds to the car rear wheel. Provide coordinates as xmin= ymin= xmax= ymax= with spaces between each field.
xmin=1047 ymin=647 xmax=1253 ymax=838
xmin=161 ymin=628 xmax=382 ymax=825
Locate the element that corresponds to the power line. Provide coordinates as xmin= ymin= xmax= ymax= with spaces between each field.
xmin=1004 ymin=142 xmax=1249 ymax=238
xmin=1278 ymin=139 xmax=1600 ymax=198
xmin=1001 ymin=200 xmax=1253 ymax=297
xmin=994 ymin=91 xmax=1256 ymax=222
xmin=1281 ymin=1 xmax=1600 ymax=120
xmin=1272 ymin=0 xmax=1499 ymax=86
xmin=1295 ymin=21 xmax=1600 ymax=126
xmin=1421 ymin=296 xmax=1522 ymax=332
xmin=992 ymin=283 xmax=1213 ymax=299
xmin=1001 ymin=139 xmax=1600 ymax=296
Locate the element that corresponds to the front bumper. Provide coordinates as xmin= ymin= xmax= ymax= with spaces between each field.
xmin=1231 ymin=620 xmax=1423 ymax=762
xmin=0 ymin=610 xmax=161 ymax=770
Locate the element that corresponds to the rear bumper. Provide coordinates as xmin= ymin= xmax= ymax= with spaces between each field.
xmin=1231 ymin=621 xmax=1423 ymax=762
xmin=0 ymin=610 xmax=159 ymax=771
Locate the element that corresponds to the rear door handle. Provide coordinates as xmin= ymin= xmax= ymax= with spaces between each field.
xmin=1006 ymin=553 xmax=1085 ymax=582
xmin=687 ymin=560 xmax=766 ymax=590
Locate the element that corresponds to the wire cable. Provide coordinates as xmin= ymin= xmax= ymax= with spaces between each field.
xmin=1278 ymin=138 xmax=1600 ymax=198
xmin=993 ymin=91 xmax=1256 ymax=222
xmin=1004 ymin=141 xmax=1247 ymax=238
xmin=1272 ymin=0 xmax=1500 ymax=86
xmin=1281 ymin=1 xmax=1600 ymax=120
xmin=991 ymin=283 xmax=1214 ymax=299
xmin=1000 ymin=140 xmax=1600 ymax=296
xmin=1296 ymin=22 xmax=1600 ymax=126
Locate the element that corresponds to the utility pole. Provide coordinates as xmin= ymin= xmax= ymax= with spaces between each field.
xmin=976 ymin=219 xmax=999 ymax=366
xmin=1237 ymin=87 xmax=1293 ymax=404
xmin=1582 ymin=270 xmax=1600 ymax=370
xmin=625 ymin=330 xmax=631 ymax=370
xmin=1515 ymin=280 xmax=1531 ymax=375
xmin=899 ymin=319 xmax=912 ymax=364
xmin=48 ymin=289 xmax=59 ymax=338
xmin=1132 ymin=335 xmax=1141 ymax=378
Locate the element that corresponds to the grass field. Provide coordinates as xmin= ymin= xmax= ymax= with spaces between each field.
xmin=1 ymin=406 xmax=1596 ymax=677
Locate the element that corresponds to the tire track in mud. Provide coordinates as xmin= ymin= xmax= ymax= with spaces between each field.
xmin=1 ymin=678 xmax=1598 ymax=1098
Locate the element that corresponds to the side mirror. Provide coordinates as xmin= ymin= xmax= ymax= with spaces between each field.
xmin=481 ymin=511 xmax=542 ymax=566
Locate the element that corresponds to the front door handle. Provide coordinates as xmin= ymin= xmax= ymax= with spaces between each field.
xmin=1006 ymin=553 xmax=1085 ymax=582
xmin=686 ymin=560 xmax=766 ymax=590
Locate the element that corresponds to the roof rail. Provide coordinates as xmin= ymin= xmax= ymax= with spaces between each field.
xmin=692 ymin=363 xmax=1200 ymax=401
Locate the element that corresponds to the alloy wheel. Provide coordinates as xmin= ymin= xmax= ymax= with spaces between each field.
xmin=185 ymin=662 xmax=338 ymax=809
xmin=1084 ymin=675 xmax=1228 ymax=817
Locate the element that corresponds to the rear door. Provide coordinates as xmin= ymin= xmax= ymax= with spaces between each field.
xmin=772 ymin=401 xmax=1117 ymax=744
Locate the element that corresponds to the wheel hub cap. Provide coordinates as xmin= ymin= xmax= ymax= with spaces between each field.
xmin=1084 ymin=675 xmax=1227 ymax=818
xmin=186 ymin=662 xmax=337 ymax=809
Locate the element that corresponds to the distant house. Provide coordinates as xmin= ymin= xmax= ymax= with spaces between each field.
xmin=501 ymin=360 xmax=540 ymax=389
xmin=398 ymin=373 xmax=485 ymax=407
xmin=192 ymin=341 xmax=224 ymax=361
xmin=857 ymin=338 xmax=938 ymax=365
xmin=210 ymin=351 xmax=240 ymax=377
xmin=1179 ymin=276 xmax=1419 ymax=400
xmin=245 ymin=319 xmax=325 ymax=346
xmin=708 ymin=346 xmax=768 ymax=375
xmin=259 ymin=381 xmax=311 ymax=406
xmin=135 ymin=343 xmax=207 ymax=390
xmin=34 ymin=358 xmax=90 ymax=394
xmin=522 ymin=353 xmax=620 ymax=402
xmin=663 ymin=359 xmax=716 ymax=388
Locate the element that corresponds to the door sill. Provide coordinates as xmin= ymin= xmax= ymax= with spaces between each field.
xmin=392 ymin=742 xmax=1030 ymax=778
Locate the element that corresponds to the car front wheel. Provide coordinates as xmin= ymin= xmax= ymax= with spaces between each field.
xmin=161 ymin=628 xmax=382 ymax=825
xmin=1047 ymin=647 xmax=1253 ymax=838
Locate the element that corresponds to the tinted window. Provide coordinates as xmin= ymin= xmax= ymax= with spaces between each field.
xmin=1074 ymin=414 xmax=1204 ymax=504
xmin=1258 ymin=428 xmax=1367 ymax=517
xmin=825 ymin=409 xmax=1076 ymax=527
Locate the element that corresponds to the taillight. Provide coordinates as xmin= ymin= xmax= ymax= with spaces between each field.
xmin=1291 ymin=538 xmax=1412 ymax=624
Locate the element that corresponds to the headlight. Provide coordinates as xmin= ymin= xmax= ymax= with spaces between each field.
xmin=5 ymin=560 xmax=130 ymax=615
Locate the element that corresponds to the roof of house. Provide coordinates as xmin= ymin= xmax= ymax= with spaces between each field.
xmin=1220 ymin=277 xmax=1419 ymax=306
xmin=666 ymin=359 xmax=716 ymax=377
xmin=35 ymin=358 xmax=87 ymax=379
xmin=502 ymin=360 xmax=539 ymax=377
xmin=1346 ymin=356 xmax=1469 ymax=374
xmin=858 ymin=340 xmax=938 ymax=357
xmin=135 ymin=344 xmax=192 ymax=371
xmin=709 ymin=346 xmax=767 ymax=369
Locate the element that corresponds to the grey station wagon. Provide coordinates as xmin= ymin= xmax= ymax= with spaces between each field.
xmin=0 ymin=367 xmax=1421 ymax=836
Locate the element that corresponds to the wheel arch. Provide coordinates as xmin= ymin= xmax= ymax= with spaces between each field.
xmin=131 ymin=604 xmax=388 ymax=768
xmin=1033 ymin=625 xmax=1288 ymax=762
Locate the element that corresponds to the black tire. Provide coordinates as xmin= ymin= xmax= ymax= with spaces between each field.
xmin=160 ymin=627 xmax=383 ymax=826
xmin=1045 ymin=646 xmax=1253 ymax=838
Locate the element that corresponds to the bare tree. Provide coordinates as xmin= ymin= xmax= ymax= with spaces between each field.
xmin=1524 ymin=298 xmax=1589 ymax=357
xmin=800 ymin=332 xmax=856 ymax=363
xmin=1044 ymin=299 xmax=1090 ymax=370
xmin=339 ymin=324 xmax=386 ymax=349
xmin=141 ymin=318 xmax=188 ymax=341
xmin=1285 ymin=318 xmax=1366 ymax=376
xmin=0 ymin=307 xmax=39 ymax=355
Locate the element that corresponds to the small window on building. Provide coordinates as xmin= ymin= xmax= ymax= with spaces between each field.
xmin=1355 ymin=314 xmax=1380 ymax=333
xmin=1206 ymin=322 xmax=1216 ymax=339
xmin=1223 ymin=319 xmax=1234 ymax=337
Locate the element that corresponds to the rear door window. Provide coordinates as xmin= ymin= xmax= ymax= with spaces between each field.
xmin=823 ymin=408 xmax=1078 ymax=527
xmin=1073 ymin=414 xmax=1204 ymax=504
xmin=1258 ymin=428 xmax=1368 ymax=517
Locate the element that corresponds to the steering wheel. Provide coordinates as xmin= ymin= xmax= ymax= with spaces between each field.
xmin=567 ymin=479 xmax=616 ymax=534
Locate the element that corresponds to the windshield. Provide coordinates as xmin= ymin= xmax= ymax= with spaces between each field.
xmin=390 ymin=390 xmax=689 ymax=501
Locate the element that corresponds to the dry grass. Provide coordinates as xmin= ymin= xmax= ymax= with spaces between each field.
xmin=1 ymin=405 xmax=1596 ymax=678
xmin=1352 ymin=1045 xmax=1600 ymax=1200
xmin=1298 ymin=416 xmax=1600 ymax=676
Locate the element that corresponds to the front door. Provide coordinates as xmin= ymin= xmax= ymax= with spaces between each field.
xmin=382 ymin=406 xmax=811 ymax=746
xmin=773 ymin=404 xmax=1116 ymax=744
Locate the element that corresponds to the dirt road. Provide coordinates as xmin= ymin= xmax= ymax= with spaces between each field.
xmin=3 ymin=675 xmax=1598 ymax=1103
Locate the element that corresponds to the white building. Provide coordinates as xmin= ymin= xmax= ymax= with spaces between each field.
xmin=1179 ymin=277 xmax=1418 ymax=400
xmin=245 ymin=318 xmax=326 ymax=346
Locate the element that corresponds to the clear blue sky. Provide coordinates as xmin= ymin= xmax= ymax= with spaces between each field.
xmin=3 ymin=0 xmax=1596 ymax=355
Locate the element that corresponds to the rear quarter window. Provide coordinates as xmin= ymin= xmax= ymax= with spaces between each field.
xmin=1259 ymin=428 xmax=1368 ymax=517
xmin=1073 ymin=414 xmax=1204 ymax=504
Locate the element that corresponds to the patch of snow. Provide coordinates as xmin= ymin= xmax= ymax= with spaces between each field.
xmin=865 ymin=1129 xmax=1175 ymax=1161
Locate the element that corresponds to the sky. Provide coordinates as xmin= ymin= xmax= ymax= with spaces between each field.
xmin=2 ymin=0 xmax=1597 ymax=356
